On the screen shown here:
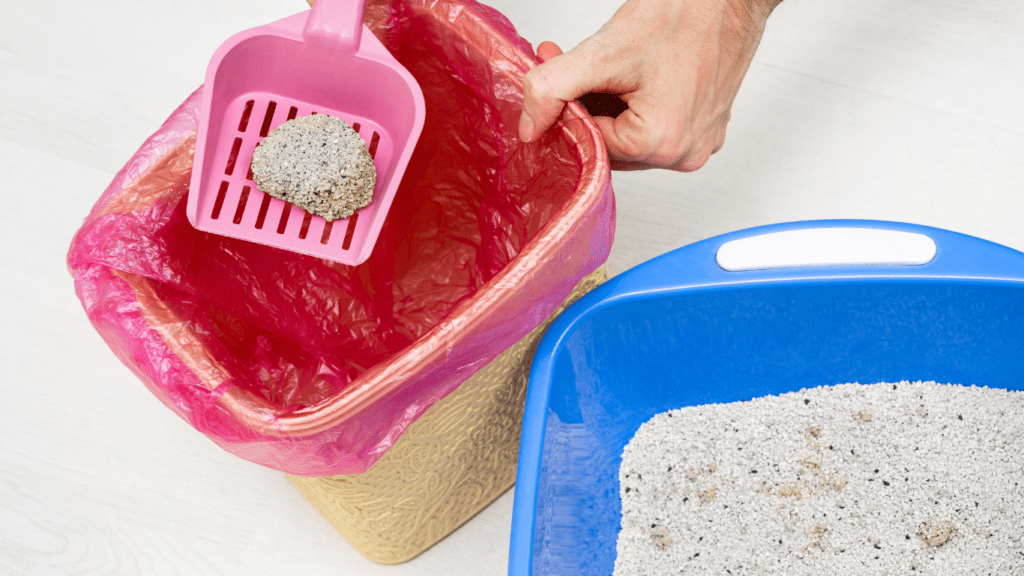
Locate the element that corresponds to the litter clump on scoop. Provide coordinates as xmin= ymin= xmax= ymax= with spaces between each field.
xmin=251 ymin=114 xmax=376 ymax=221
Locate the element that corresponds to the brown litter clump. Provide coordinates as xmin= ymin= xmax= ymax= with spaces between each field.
xmin=918 ymin=521 xmax=954 ymax=547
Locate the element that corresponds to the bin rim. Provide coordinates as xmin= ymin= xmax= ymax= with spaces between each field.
xmin=177 ymin=4 xmax=613 ymax=438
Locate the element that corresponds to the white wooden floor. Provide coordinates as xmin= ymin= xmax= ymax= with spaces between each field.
xmin=2 ymin=0 xmax=1022 ymax=574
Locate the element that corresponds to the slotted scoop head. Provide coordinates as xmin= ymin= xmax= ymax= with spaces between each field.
xmin=187 ymin=0 xmax=425 ymax=265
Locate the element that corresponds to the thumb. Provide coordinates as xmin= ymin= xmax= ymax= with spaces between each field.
xmin=520 ymin=41 xmax=611 ymax=143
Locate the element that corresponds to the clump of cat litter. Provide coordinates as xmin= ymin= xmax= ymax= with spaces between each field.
xmin=615 ymin=381 xmax=1024 ymax=576
xmin=251 ymin=114 xmax=376 ymax=221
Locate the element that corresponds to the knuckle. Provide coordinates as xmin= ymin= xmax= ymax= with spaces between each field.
xmin=649 ymin=126 xmax=692 ymax=168
xmin=677 ymin=151 xmax=712 ymax=173
xmin=523 ymin=67 xmax=557 ymax=103
xmin=616 ymin=129 xmax=657 ymax=160
xmin=521 ymin=69 xmax=541 ymax=99
xmin=712 ymin=134 xmax=726 ymax=155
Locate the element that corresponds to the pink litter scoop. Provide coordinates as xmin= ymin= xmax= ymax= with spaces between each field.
xmin=187 ymin=0 xmax=425 ymax=265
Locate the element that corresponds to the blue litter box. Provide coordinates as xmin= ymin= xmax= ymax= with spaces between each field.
xmin=508 ymin=220 xmax=1024 ymax=576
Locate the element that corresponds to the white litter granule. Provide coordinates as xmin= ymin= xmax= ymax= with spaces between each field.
xmin=251 ymin=114 xmax=376 ymax=221
xmin=615 ymin=381 xmax=1024 ymax=576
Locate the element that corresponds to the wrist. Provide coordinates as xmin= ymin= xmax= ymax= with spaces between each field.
xmin=720 ymin=0 xmax=780 ymax=37
xmin=748 ymin=0 xmax=783 ymax=21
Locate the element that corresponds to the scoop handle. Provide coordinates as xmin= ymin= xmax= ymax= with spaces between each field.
xmin=303 ymin=0 xmax=368 ymax=51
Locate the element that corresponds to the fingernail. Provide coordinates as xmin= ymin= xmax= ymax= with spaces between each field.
xmin=519 ymin=114 xmax=534 ymax=143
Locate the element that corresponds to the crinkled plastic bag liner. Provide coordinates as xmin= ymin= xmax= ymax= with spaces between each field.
xmin=67 ymin=0 xmax=614 ymax=476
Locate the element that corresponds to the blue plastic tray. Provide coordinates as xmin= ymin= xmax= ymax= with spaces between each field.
xmin=509 ymin=220 xmax=1024 ymax=576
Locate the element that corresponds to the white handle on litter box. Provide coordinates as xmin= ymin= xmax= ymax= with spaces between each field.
xmin=716 ymin=227 xmax=937 ymax=272
xmin=303 ymin=0 xmax=367 ymax=51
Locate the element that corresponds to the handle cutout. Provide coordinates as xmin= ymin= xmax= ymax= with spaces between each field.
xmin=717 ymin=228 xmax=937 ymax=271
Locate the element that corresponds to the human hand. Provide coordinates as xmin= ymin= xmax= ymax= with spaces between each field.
xmin=519 ymin=0 xmax=781 ymax=171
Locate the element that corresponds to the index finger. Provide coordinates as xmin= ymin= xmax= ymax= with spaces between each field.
xmin=519 ymin=44 xmax=607 ymax=143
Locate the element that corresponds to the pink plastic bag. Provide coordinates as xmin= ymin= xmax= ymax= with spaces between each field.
xmin=67 ymin=0 xmax=614 ymax=476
